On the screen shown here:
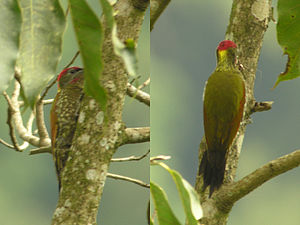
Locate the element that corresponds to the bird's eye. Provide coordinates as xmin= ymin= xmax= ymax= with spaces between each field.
xmin=69 ymin=69 xmax=76 ymax=74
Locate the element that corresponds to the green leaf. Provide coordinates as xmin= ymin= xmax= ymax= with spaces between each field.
xmin=99 ymin=0 xmax=115 ymax=30
xmin=99 ymin=0 xmax=138 ymax=78
xmin=69 ymin=0 xmax=107 ymax=110
xmin=275 ymin=0 xmax=300 ymax=87
xmin=150 ymin=181 xmax=182 ymax=225
xmin=17 ymin=0 xmax=66 ymax=107
xmin=0 ymin=0 xmax=21 ymax=93
xmin=158 ymin=163 xmax=202 ymax=225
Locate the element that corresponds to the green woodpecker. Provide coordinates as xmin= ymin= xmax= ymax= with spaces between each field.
xmin=199 ymin=40 xmax=245 ymax=196
xmin=50 ymin=67 xmax=84 ymax=190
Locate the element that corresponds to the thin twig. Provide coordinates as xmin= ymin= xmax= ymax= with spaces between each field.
xmin=6 ymin=106 xmax=21 ymax=152
xmin=107 ymin=172 xmax=150 ymax=188
xmin=42 ymin=99 xmax=54 ymax=105
xmin=40 ymin=79 xmax=57 ymax=102
xmin=3 ymin=91 xmax=14 ymax=110
xmin=26 ymin=112 xmax=35 ymax=132
xmin=0 ymin=138 xmax=28 ymax=151
xmin=18 ymin=141 xmax=29 ymax=151
xmin=138 ymin=77 xmax=150 ymax=90
xmin=19 ymin=99 xmax=54 ymax=107
xmin=251 ymin=101 xmax=273 ymax=113
xmin=64 ymin=51 xmax=80 ymax=69
xmin=129 ymin=75 xmax=141 ymax=85
xmin=122 ymin=127 xmax=150 ymax=145
xmin=14 ymin=69 xmax=22 ymax=86
xmin=29 ymin=146 xmax=52 ymax=155
xmin=126 ymin=83 xmax=150 ymax=106
xmin=111 ymin=149 xmax=150 ymax=162
xmin=150 ymin=155 xmax=171 ymax=164
xmin=36 ymin=96 xmax=50 ymax=146
xmin=0 ymin=138 xmax=15 ymax=149
xmin=3 ymin=90 xmax=31 ymax=152
xmin=27 ymin=111 xmax=48 ymax=154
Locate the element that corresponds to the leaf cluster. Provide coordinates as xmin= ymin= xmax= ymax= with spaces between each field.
xmin=0 ymin=0 xmax=138 ymax=109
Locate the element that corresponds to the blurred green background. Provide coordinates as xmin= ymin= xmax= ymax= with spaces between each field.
xmin=151 ymin=1 xmax=300 ymax=225
xmin=0 ymin=1 xmax=149 ymax=225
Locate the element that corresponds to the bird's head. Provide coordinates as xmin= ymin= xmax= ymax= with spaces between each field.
xmin=216 ymin=40 xmax=238 ymax=71
xmin=57 ymin=67 xmax=84 ymax=89
xmin=217 ymin=40 xmax=237 ymax=51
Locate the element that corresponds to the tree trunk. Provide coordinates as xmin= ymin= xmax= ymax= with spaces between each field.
xmin=51 ymin=0 xmax=149 ymax=224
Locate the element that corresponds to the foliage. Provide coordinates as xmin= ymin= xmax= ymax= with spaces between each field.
xmin=151 ymin=162 xmax=202 ymax=225
xmin=275 ymin=0 xmax=300 ymax=87
xmin=69 ymin=0 xmax=107 ymax=109
xmin=100 ymin=0 xmax=139 ymax=78
xmin=0 ymin=0 xmax=138 ymax=109
xmin=0 ymin=0 xmax=21 ymax=93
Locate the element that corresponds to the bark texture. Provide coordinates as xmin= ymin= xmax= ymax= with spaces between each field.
xmin=51 ymin=0 xmax=149 ymax=224
xmin=195 ymin=0 xmax=272 ymax=224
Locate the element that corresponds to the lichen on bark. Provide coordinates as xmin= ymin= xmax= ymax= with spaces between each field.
xmin=51 ymin=0 xmax=149 ymax=224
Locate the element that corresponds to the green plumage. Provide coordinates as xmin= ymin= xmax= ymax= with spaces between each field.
xmin=51 ymin=67 xmax=84 ymax=190
xmin=199 ymin=40 xmax=245 ymax=197
xmin=204 ymin=70 xmax=244 ymax=151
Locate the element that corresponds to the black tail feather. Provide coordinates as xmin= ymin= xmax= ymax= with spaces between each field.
xmin=199 ymin=150 xmax=226 ymax=197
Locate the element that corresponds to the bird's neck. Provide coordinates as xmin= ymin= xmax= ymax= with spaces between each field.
xmin=215 ymin=49 xmax=238 ymax=72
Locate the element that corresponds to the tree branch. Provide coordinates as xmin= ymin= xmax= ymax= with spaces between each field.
xmin=19 ymin=99 xmax=54 ymax=107
xmin=127 ymin=83 xmax=150 ymax=106
xmin=6 ymin=98 xmax=22 ymax=152
xmin=107 ymin=172 xmax=150 ymax=188
xmin=36 ymin=97 xmax=51 ymax=146
xmin=26 ymin=111 xmax=35 ymax=133
xmin=150 ymin=0 xmax=171 ymax=31
xmin=29 ymin=146 xmax=52 ymax=155
xmin=150 ymin=155 xmax=171 ymax=163
xmin=111 ymin=149 xmax=150 ymax=162
xmin=138 ymin=77 xmax=150 ymax=90
xmin=64 ymin=50 xmax=80 ymax=69
xmin=0 ymin=138 xmax=15 ymax=149
xmin=122 ymin=127 xmax=150 ymax=145
xmin=251 ymin=101 xmax=273 ymax=113
xmin=40 ymin=79 xmax=57 ymax=102
xmin=216 ymin=149 xmax=300 ymax=210
xmin=4 ymin=81 xmax=44 ymax=147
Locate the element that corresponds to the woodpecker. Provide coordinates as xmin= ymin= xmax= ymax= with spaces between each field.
xmin=50 ymin=67 xmax=84 ymax=190
xmin=200 ymin=40 xmax=245 ymax=197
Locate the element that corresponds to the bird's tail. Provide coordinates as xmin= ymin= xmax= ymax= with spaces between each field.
xmin=199 ymin=150 xmax=226 ymax=197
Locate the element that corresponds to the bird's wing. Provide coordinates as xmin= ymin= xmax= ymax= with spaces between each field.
xmin=50 ymin=91 xmax=60 ymax=150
